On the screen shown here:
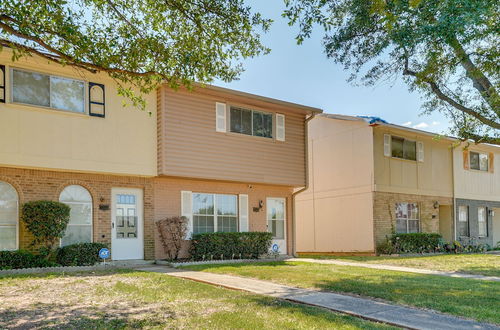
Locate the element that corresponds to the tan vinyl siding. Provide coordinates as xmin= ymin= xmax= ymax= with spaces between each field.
xmin=158 ymin=86 xmax=307 ymax=186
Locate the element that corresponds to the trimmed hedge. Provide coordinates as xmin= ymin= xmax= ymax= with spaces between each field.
xmin=390 ymin=233 xmax=442 ymax=253
xmin=56 ymin=243 xmax=108 ymax=266
xmin=190 ymin=232 xmax=273 ymax=260
xmin=0 ymin=250 xmax=56 ymax=270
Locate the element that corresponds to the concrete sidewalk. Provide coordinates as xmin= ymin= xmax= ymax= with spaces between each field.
xmin=288 ymin=258 xmax=500 ymax=282
xmin=135 ymin=265 xmax=499 ymax=330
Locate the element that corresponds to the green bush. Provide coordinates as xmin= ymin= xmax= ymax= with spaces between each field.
xmin=190 ymin=232 xmax=273 ymax=261
xmin=21 ymin=201 xmax=71 ymax=256
xmin=56 ymin=243 xmax=108 ymax=266
xmin=390 ymin=233 xmax=442 ymax=253
xmin=0 ymin=250 xmax=56 ymax=270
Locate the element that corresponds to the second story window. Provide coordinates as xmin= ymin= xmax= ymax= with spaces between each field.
xmin=11 ymin=68 xmax=85 ymax=113
xmin=230 ymin=106 xmax=273 ymax=138
xmin=470 ymin=151 xmax=488 ymax=171
xmin=391 ymin=136 xmax=416 ymax=161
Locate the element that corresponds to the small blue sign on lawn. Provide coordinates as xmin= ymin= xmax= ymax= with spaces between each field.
xmin=99 ymin=248 xmax=110 ymax=260
xmin=271 ymin=244 xmax=279 ymax=253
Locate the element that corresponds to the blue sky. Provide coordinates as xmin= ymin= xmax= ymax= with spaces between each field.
xmin=213 ymin=1 xmax=449 ymax=134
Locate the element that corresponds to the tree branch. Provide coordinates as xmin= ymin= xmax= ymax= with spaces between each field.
xmin=403 ymin=58 xmax=500 ymax=130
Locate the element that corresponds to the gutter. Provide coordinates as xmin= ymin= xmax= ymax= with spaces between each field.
xmin=291 ymin=112 xmax=317 ymax=257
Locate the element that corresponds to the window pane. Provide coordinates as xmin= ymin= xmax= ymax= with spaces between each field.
xmin=230 ymin=107 xmax=251 ymax=135
xmin=60 ymin=185 xmax=92 ymax=203
xmin=395 ymin=203 xmax=408 ymax=219
xmin=268 ymin=220 xmax=284 ymax=239
xmin=479 ymin=154 xmax=489 ymax=171
xmin=408 ymin=203 xmax=419 ymax=220
xmin=470 ymin=152 xmax=480 ymax=170
xmin=193 ymin=193 xmax=214 ymax=215
xmin=12 ymin=69 xmax=50 ymax=107
xmin=478 ymin=207 xmax=487 ymax=237
xmin=193 ymin=215 xmax=215 ymax=234
xmin=216 ymin=195 xmax=237 ymax=216
xmin=217 ymin=216 xmax=238 ymax=232
xmin=408 ymin=220 xmax=419 ymax=233
xmin=0 ymin=226 xmax=16 ymax=250
xmin=458 ymin=206 xmax=469 ymax=236
xmin=253 ymin=111 xmax=273 ymax=138
xmin=67 ymin=203 xmax=92 ymax=225
xmin=391 ymin=137 xmax=404 ymax=158
xmin=395 ymin=219 xmax=407 ymax=233
xmin=50 ymin=76 xmax=85 ymax=113
xmin=404 ymin=140 xmax=416 ymax=161
xmin=61 ymin=225 xmax=92 ymax=246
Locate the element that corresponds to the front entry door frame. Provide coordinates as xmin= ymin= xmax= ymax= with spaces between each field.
xmin=111 ymin=187 xmax=144 ymax=260
xmin=267 ymin=197 xmax=287 ymax=255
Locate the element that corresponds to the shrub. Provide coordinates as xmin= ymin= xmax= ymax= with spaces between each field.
xmin=190 ymin=232 xmax=273 ymax=261
xmin=0 ymin=250 xmax=56 ymax=270
xmin=21 ymin=200 xmax=71 ymax=258
xmin=390 ymin=233 xmax=442 ymax=253
xmin=376 ymin=239 xmax=394 ymax=255
xmin=56 ymin=242 xmax=108 ymax=266
xmin=156 ymin=216 xmax=188 ymax=260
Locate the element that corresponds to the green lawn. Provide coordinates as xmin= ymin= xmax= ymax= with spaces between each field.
xmin=185 ymin=261 xmax=500 ymax=325
xmin=298 ymin=254 xmax=500 ymax=277
xmin=0 ymin=269 xmax=393 ymax=329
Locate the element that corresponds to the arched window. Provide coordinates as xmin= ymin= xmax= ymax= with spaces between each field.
xmin=59 ymin=185 xmax=92 ymax=246
xmin=0 ymin=181 xmax=18 ymax=251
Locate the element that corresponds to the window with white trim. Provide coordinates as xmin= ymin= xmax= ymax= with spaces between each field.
xmin=478 ymin=207 xmax=487 ymax=237
xmin=470 ymin=152 xmax=489 ymax=171
xmin=59 ymin=185 xmax=92 ymax=246
xmin=11 ymin=68 xmax=85 ymax=113
xmin=391 ymin=136 xmax=416 ymax=161
xmin=192 ymin=193 xmax=238 ymax=234
xmin=395 ymin=202 xmax=419 ymax=233
xmin=458 ymin=205 xmax=469 ymax=237
xmin=230 ymin=106 xmax=273 ymax=138
xmin=0 ymin=181 xmax=18 ymax=251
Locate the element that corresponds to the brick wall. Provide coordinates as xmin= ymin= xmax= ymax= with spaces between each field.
xmin=373 ymin=191 xmax=452 ymax=246
xmin=153 ymin=177 xmax=294 ymax=259
xmin=0 ymin=166 xmax=155 ymax=259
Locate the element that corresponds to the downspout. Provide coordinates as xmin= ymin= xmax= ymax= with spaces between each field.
xmin=451 ymin=143 xmax=457 ymax=241
xmin=291 ymin=112 xmax=317 ymax=257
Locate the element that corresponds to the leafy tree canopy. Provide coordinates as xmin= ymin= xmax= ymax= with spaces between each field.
xmin=284 ymin=0 xmax=499 ymax=144
xmin=0 ymin=0 xmax=271 ymax=109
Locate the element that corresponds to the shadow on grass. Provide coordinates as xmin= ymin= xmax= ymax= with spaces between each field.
xmin=0 ymin=268 xmax=139 ymax=280
xmin=0 ymin=301 xmax=175 ymax=329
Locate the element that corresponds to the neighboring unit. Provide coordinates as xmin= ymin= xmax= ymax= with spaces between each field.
xmin=295 ymin=114 xmax=456 ymax=254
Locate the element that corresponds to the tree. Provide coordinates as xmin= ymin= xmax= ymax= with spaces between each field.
xmin=284 ymin=0 xmax=499 ymax=144
xmin=0 ymin=0 xmax=270 ymax=109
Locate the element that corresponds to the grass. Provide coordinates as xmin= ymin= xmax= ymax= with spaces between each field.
xmin=298 ymin=253 xmax=500 ymax=277
xmin=0 ymin=269 xmax=393 ymax=329
xmin=185 ymin=261 xmax=500 ymax=325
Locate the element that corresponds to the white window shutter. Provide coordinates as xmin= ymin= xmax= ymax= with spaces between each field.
xmin=238 ymin=194 xmax=249 ymax=232
xmin=181 ymin=191 xmax=193 ymax=238
xmin=215 ymin=102 xmax=227 ymax=132
xmin=383 ymin=134 xmax=391 ymax=157
xmin=417 ymin=141 xmax=424 ymax=162
xmin=276 ymin=114 xmax=285 ymax=141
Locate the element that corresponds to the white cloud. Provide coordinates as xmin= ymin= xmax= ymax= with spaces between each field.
xmin=402 ymin=121 xmax=412 ymax=126
xmin=413 ymin=122 xmax=429 ymax=129
xmin=432 ymin=121 xmax=440 ymax=126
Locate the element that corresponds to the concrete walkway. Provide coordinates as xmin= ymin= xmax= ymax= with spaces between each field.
xmin=135 ymin=265 xmax=499 ymax=330
xmin=288 ymin=258 xmax=500 ymax=282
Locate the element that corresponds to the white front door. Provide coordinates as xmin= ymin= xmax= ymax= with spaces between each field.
xmin=111 ymin=188 xmax=144 ymax=260
xmin=267 ymin=197 xmax=287 ymax=254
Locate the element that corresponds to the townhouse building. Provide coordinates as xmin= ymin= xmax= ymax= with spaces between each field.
xmin=0 ymin=50 xmax=321 ymax=260
xmin=295 ymin=114 xmax=461 ymax=254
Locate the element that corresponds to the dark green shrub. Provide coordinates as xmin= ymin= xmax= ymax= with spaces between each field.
xmin=56 ymin=242 xmax=108 ymax=266
xmin=21 ymin=201 xmax=71 ymax=257
xmin=0 ymin=250 xmax=56 ymax=270
xmin=190 ymin=232 xmax=273 ymax=261
xmin=391 ymin=233 xmax=442 ymax=253
xmin=376 ymin=239 xmax=394 ymax=255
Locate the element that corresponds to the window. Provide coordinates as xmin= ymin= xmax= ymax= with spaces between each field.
xmin=11 ymin=68 xmax=85 ymax=113
xmin=470 ymin=152 xmax=488 ymax=171
xmin=192 ymin=193 xmax=238 ymax=234
xmin=391 ymin=136 xmax=416 ymax=161
xmin=458 ymin=205 xmax=469 ymax=237
xmin=230 ymin=106 xmax=273 ymax=138
xmin=267 ymin=198 xmax=285 ymax=239
xmin=0 ymin=181 xmax=18 ymax=251
xmin=59 ymin=185 xmax=92 ymax=246
xmin=478 ymin=207 xmax=487 ymax=237
xmin=395 ymin=203 xmax=419 ymax=233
